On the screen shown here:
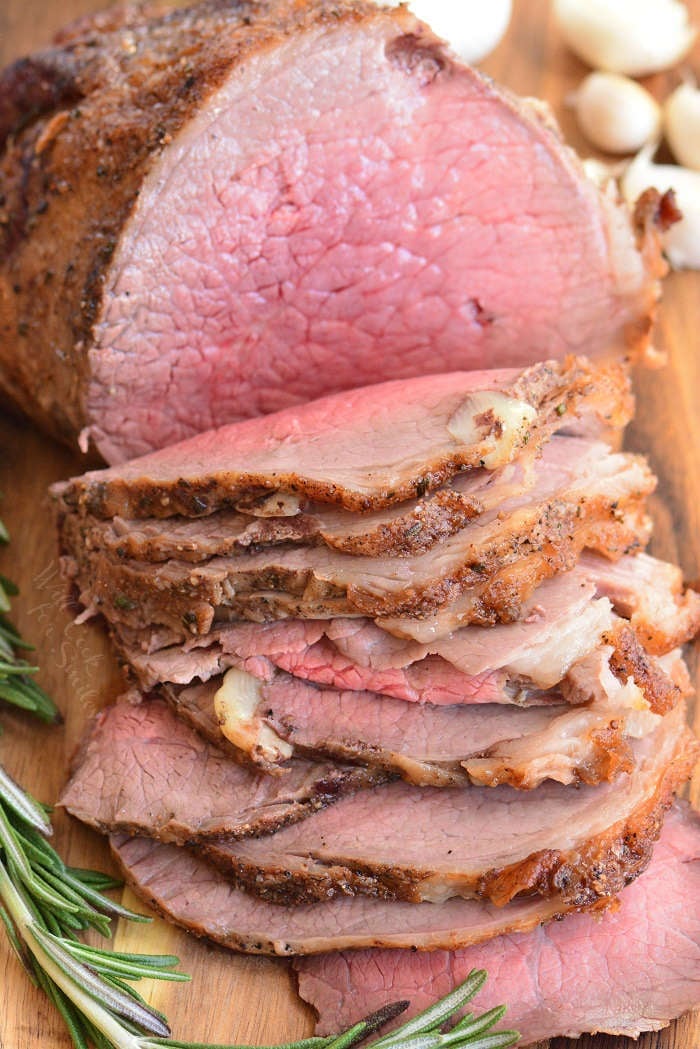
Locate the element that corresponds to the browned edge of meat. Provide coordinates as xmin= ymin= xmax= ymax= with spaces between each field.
xmin=109 ymin=833 xmax=619 ymax=957
xmin=632 ymin=188 xmax=682 ymax=347
xmin=70 ymin=487 xmax=485 ymax=565
xmin=605 ymin=622 xmax=686 ymax=715
xmin=198 ymin=725 xmax=698 ymax=907
xmin=479 ymin=727 xmax=699 ymax=908
xmin=59 ymin=489 xmax=652 ymax=636
xmin=53 ymin=358 xmax=633 ymax=518
xmin=464 ymin=720 xmax=637 ymax=791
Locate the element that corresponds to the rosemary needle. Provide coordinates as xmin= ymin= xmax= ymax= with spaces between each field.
xmin=0 ymin=512 xmax=520 ymax=1049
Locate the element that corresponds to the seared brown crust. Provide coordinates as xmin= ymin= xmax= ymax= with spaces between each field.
xmin=464 ymin=721 xmax=636 ymax=790
xmin=197 ymin=724 xmax=698 ymax=907
xmin=55 ymin=359 xmax=634 ymax=517
xmin=61 ymin=487 xmax=483 ymax=566
xmin=635 ymin=588 xmax=700 ymax=656
xmin=606 ymin=623 xmax=685 ymax=715
xmin=59 ymin=489 xmax=652 ymax=634
xmin=0 ymin=0 xmax=386 ymax=445
xmin=481 ymin=727 xmax=699 ymax=907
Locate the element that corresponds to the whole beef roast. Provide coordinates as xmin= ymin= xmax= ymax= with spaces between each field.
xmin=294 ymin=803 xmax=700 ymax=1040
xmin=0 ymin=1 xmax=661 ymax=464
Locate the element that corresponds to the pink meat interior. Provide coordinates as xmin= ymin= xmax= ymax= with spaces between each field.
xmin=90 ymin=14 xmax=644 ymax=461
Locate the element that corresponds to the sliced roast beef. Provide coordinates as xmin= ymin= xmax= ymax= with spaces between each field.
xmin=1 ymin=0 xmax=655 ymax=464
xmin=70 ymin=489 xmax=483 ymax=565
xmin=582 ymin=549 xmax=700 ymax=654
xmin=111 ymin=833 xmax=581 ymax=955
xmin=59 ymin=698 xmax=384 ymax=842
xmin=387 ymin=548 xmax=700 ymax=645
xmin=294 ymin=803 xmax=700 ymax=1039
xmin=118 ymin=559 xmax=693 ymax=713
xmin=53 ymin=359 xmax=631 ymax=511
xmin=116 ymin=570 xmax=608 ymax=697
xmin=62 ymin=440 xmax=653 ymax=634
xmin=192 ymin=639 xmax=677 ymax=787
xmin=63 ymin=697 xmax=695 ymax=907
xmin=202 ymin=703 xmax=693 ymax=906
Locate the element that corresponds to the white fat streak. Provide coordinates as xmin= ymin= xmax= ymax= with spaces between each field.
xmin=214 ymin=667 xmax=293 ymax=762
xmin=506 ymin=598 xmax=614 ymax=688
xmin=235 ymin=491 xmax=301 ymax=517
xmin=463 ymin=643 xmax=661 ymax=788
xmin=447 ymin=392 xmax=538 ymax=470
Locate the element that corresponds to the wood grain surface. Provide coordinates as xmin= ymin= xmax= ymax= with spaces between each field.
xmin=0 ymin=1 xmax=698 ymax=1047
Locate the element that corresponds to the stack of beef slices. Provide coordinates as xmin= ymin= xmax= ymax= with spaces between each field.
xmin=55 ymin=357 xmax=700 ymax=1039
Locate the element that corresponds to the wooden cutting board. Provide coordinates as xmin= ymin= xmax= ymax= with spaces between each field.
xmin=0 ymin=1 xmax=698 ymax=1047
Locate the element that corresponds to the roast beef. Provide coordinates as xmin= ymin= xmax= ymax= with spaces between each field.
xmin=66 ymin=489 xmax=484 ymax=565
xmin=61 ymin=440 xmax=653 ymax=635
xmin=52 ymin=358 xmax=631 ymax=516
xmin=294 ymin=803 xmax=700 ymax=1039
xmin=385 ymin=549 xmax=700 ymax=644
xmin=117 ymin=559 xmax=694 ymax=711
xmin=189 ymin=638 xmax=679 ymax=787
xmin=110 ymin=833 xmax=582 ymax=955
xmin=0 ymin=0 xmax=658 ymax=464
xmin=201 ymin=703 xmax=693 ymax=906
xmin=63 ymin=697 xmax=696 ymax=907
xmin=59 ymin=698 xmax=384 ymax=840
xmin=583 ymin=549 xmax=700 ymax=654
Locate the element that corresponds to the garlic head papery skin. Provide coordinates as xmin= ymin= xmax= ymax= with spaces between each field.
xmin=383 ymin=0 xmax=512 ymax=64
xmin=573 ymin=73 xmax=661 ymax=154
xmin=553 ymin=0 xmax=696 ymax=77
xmin=665 ymin=82 xmax=700 ymax=171
xmin=621 ymin=146 xmax=700 ymax=268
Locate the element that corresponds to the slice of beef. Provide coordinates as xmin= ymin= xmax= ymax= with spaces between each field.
xmin=116 ymin=569 xmax=608 ymax=697
xmin=203 ymin=703 xmax=694 ymax=906
xmin=164 ymin=637 xmax=672 ymax=793
xmin=53 ymin=359 xmax=631 ymax=514
xmin=59 ymin=698 xmax=384 ymax=842
xmin=386 ymin=548 xmax=700 ymax=645
xmin=70 ymin=492 xmax=481 ymax=565
xmin=0 ymin=0 xmax=655 ymax=464
xmin=64 ymin=696 xmax=696 ymax=907
xmin=582 ymin=549 xmax=700 ymax=654
xmin=118 ymin=558 xmax=693 ymax=711
xmin=62 ymin=441 xmax=654 ymax=634
xmin=199 ymin=649 xmax=684 ymax=789
xmin=294 ymin=803 xmax=700 ymax=1039
xmin=110 ymin=833 xmax=580 ymax=955
xmin=170 ymin=643 xmax=672 ymax=787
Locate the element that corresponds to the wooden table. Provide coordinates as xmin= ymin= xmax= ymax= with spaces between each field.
xmin=0 ymin=1 xmax=698 ymax=1047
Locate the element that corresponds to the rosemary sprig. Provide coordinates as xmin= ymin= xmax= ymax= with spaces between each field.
xmin=0 ymin=512 xmax=519 ymax=1049
xmin=0 ymin=514 xmax=60 ymax=724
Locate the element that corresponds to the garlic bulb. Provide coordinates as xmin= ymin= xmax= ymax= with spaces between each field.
xmin=384 ymin=0 xmax=512 ymax=64
xmin=621 ymin=145 xmax=700 ymax=268
xmin=553 ymin=0 xmax=696 ymax=77
xmin=664 ymin=82 xmax=700 ymax=171
xmin=573 ymin=73 xmax=661 ymax=154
